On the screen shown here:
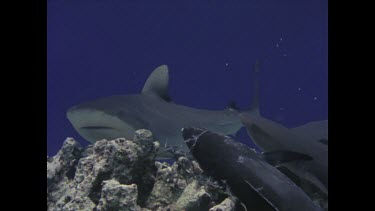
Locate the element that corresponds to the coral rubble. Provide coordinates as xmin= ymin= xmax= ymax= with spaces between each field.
xmin=47 ymin=130 xmax=232 ymax=211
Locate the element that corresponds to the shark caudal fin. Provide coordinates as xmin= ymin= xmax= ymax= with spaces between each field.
xmin=248 ymin=59 xmax=261 ymax=116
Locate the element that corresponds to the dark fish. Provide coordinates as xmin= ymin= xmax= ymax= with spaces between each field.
xmin=182 ymin=127 xmax=323 ymax=211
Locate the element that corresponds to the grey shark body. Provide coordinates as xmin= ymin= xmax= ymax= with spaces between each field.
xmin=240 ymin=113 xmax=328 ymax=192
xmin=67 ymin=65 xmax=242 ymax=157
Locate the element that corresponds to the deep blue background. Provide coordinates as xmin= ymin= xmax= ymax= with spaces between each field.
xmin=47 ymin=0 xmax=328 ymax=156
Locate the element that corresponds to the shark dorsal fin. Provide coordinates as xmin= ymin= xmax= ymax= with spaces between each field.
xmin=142 ymin=65 xmax=171 ymax=101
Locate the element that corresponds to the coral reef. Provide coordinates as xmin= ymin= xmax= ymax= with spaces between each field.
xmin=47 ymin=129 xmax=232 ymax=211
xmin=209 ymin=198 xmax=236 ymax=211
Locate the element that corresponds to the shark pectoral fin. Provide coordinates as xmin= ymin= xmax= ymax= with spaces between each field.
xmin=276 ymin=166 xmax=302 ymax=186
xmin=142 ymin=65 xmax=172 ymax=101
xmin=261 ymin=150 xmax=313 ymax=166
xmin=304 ymin=174 xmax=328 ymax=197
xmin=278 ymin=166 xmax=328 ymax=198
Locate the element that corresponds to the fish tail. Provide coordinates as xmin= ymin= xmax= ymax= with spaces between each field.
xmin=249 ymin=59 xmax=261 ymax=116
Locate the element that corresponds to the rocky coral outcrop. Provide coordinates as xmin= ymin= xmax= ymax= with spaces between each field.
xmin=47 ymin=129 xmax=233 ymax=211
xmin=96 ymin=179 xmax=140 ymax=211
xmin=209 ymin=198 xmax=236 ymax=211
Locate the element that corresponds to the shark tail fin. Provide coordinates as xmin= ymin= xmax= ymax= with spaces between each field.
xmin=248 ymin=59 xmax=261 ymax=116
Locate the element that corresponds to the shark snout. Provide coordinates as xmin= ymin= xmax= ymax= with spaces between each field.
xmin=67 ymin=108 xmax=117 ymax=130
xmin=66 ymin=106 xmax=137 ymax=143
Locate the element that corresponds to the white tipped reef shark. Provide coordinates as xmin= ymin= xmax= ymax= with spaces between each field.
xmin=240 ymin=60 xmax=328 ymax=206
xmin=241 ymin=113 xmax=328 ymax=188
xmin=67 ymin=65 xmax=243 ymax=158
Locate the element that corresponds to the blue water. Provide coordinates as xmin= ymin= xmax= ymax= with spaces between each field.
xmin=47 ymin=0 xmax=327 ymax=156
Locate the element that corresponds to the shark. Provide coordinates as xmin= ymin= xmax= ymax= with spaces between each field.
xmin=67 ymin=65 xmax=243 ymax=158
xmin=239 ymin=60 xmax=328 ymax=206
xmin=240 ymin=113 xmax=328 ymax=200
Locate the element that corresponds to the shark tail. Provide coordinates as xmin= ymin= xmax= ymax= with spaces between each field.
xmin=227 ymin=60 xmax=261 ymax=116
xmin=248 ymin=59 xmax=261 ymax=116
